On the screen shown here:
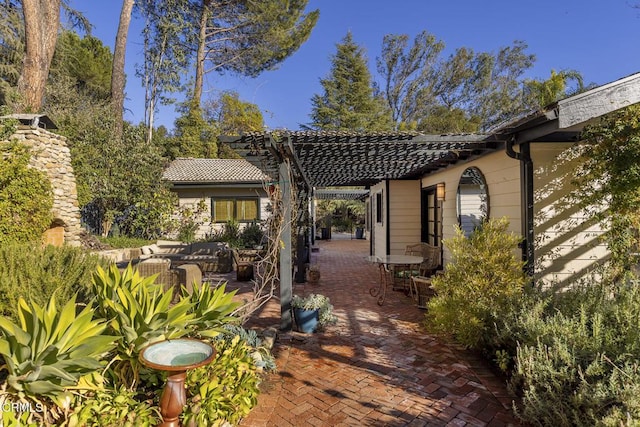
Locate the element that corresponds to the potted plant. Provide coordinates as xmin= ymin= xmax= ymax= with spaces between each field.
xmin=307 ymin=265 xmax=320 ymax=285
xmin=291 ymin=294 xmax=337 ymax=333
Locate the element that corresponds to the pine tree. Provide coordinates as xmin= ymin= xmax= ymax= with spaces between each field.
xmin=309 ymin=32 xmax=393 ymax=132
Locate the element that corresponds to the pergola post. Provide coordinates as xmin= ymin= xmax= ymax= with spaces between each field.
xmin=279 ymin=161 xmax=293 ymax=331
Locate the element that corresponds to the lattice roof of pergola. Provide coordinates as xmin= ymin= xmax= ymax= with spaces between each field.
xmin=220 ymin=131 xmax=499 ymax=190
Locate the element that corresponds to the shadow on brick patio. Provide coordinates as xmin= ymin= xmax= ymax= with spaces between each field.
xmin=233 ymin=235 xmax=521 ymax=426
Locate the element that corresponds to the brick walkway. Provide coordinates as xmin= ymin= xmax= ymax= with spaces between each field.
xmin=239 ymin=236 xmax=521 ymax=426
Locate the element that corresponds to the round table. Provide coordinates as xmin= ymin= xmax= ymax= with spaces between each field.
xmin=366 ymin=255 xmax=423 ymax=305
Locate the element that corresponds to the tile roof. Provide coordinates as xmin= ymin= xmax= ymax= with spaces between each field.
xmin=162 ymin=158 xmax=271 ymax=183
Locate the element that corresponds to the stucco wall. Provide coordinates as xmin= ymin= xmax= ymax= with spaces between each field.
xmin=9 ymin=125 xmax=83 ymax=246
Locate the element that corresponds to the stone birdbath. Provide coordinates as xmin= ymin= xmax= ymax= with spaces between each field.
xmin=139 ymin=338 xmax=216 ymax=427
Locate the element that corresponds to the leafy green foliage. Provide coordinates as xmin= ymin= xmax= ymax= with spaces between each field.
xmin=164 ymin=102 xmax=218 ymax=159
xmin=198 ymin=0 xmax=319 ymax=78
xmin=377 ymin=32 xmax=536 ymax=131
xmin=523 ymin=69 xmax=586 ymax=109
xmin=310 ymin=32 xmax=393 ymax=132
xmin=571 ymin=105 xmax=640 ymax=279
xmin=70 ymin=386 xmax=160 ymax=427
xmin=509 ymin=280 xmax=640 ymax=425
xmin=0 ymin=142 xmax=53 ymax=244
xmin=182 ymin=335 xmax=260 ymax=426
xmin=238 ymin=222 xmax=265 ymax=248
xmin=220 ymin=324 xmax=276 ymax=372
xmin=97 ymin=236 xmax=153 ymax=249
xmin=425 ymin=217 xmax=527 ymax=349
xmin=0 ymin=243 xmax=108 ymax=320
xmin=0 ymin=296 xmax=117 ymax=399
xmin=49 ymin=31 xmax=112 ymax=100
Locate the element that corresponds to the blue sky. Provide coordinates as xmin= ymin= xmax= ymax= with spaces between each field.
xmin=70 ymin=0 xmax=640 ymax=131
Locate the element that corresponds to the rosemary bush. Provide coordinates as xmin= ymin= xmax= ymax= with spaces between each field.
xmin=0 ymin=243 xmax=108 ymax=320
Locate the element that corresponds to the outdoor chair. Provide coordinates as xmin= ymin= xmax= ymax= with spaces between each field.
xmin=392 ymin=243 xmax=440 ymax=291
xmin=410 ymin=275 xmax=436 ymax=309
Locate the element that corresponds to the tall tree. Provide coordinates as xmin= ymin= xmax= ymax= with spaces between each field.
xmin=465 ymin=41 xmax=535 ymax=130
xmin=376 ymin=31 xmax=444 ymax=128
xmin=111 ymin=0 xmax=134 ymax=141
xmin=203 ymin=90 xmax=264 ymax=157
xmin=191 ymin=0 xmax=319 ymax=108
xmin=16 ymin=0 xmax=61 ymax=112
xmin=0 ymin=0 xmax=23 ymax=106
xmin=137 ymin=0 xmax=193 ymax=144
xmin=377 ymin=33 xmax=536 ymax=132
xmin=310 ymin=32 xmax=392 ymax=132
xmin=49 ymin=31 xmax=112 ymax=100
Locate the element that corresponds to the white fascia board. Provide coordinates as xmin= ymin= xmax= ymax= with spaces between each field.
xmin=558 ymin=72 xmax=640 ymax=129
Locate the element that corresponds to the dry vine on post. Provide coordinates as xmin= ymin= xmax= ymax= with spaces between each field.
xmin=233 ymin=158 xmax=298 ymax=322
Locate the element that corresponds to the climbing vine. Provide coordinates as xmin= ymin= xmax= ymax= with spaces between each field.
xmin=0 ymin=141 xmax=53 ymax=244
xmin=571 ymin=104 xmax=640 ymax=278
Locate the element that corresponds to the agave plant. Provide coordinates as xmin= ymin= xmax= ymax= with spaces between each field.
xmin=186 ymin=281 xmax=240 ymax=338
xmin=0 ymin=296 xmax=117 ymax=399
xmin=90 ymin=265 xmax=196 ymax=387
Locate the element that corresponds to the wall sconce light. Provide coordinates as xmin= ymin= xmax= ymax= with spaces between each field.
xmin=436 ymin=182 xmax=446 ymax=201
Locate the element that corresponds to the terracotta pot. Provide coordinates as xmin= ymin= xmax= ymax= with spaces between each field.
xmin=307 ymin=270 xmax=320 ymax=285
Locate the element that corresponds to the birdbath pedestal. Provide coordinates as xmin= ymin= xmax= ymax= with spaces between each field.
xmin=139 ymin=338 xmax=216 ymax=427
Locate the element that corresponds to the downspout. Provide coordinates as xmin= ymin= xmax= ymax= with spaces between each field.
xmin=505 ymin=137 xmax=535 ymax=276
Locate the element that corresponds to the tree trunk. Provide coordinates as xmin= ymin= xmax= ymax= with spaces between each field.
xmin=111 ymin=0 xmax=134 ymax=141
xmin=17 ymin=0 xmax=61 ymax=112
xmin=193 ymin=0 xmax=211 ymax=109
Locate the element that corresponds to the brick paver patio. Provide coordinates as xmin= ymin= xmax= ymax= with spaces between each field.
xmin=239 ymin=235 xmax=521 ymax=426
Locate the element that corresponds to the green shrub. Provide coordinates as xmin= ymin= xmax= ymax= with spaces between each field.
xmin=97 ymin=235 xmax=152 ymax=249
xmin=0 ymin=243 xmax=108 ymax=320
xmin=0 ymin=142 xmax=53 ymax=244
xmin=425 ymin=217 xmax=528 ymax=349
xmin=239 ymin=221 xmax=264 ymax=248
xmin=70 ymin=386 xmax=160 ymax=427
xmin=182 ymin=335 xmax=260 ymax=426
xmin=511 ymin=280 xmax=640 ymax=425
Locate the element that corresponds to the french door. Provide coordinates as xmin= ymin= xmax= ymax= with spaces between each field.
xmin=421 ymin=187 xmax=442 ymax=248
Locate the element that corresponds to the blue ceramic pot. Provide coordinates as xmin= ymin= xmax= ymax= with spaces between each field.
xmin=294 ymin=308 xmax=319 ymax=333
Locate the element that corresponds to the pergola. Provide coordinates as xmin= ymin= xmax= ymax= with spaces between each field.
xmin=220 ymin=130 xmax=499 ymax=330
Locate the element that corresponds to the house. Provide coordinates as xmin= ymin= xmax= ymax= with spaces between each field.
xmin=371 ymin=73 xmax=640 ymax=288
xmin=162 ymin=158 xmax=272 ymax=239
xmin=222 ymin=72 xmax=640 ymax=295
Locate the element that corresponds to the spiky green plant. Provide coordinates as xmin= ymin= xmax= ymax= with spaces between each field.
xmin=0 ymin=296 xmax=117 ymax=399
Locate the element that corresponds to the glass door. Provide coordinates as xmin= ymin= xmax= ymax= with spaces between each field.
xmin=421 ymin=187 xmax=441 ymax=248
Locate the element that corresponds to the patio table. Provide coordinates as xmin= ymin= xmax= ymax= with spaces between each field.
xmin=366 ymin=255 xmax=423 ymax=306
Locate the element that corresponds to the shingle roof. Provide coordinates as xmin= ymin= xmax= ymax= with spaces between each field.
xmin=162 ymin=158 xmax=271 ymax=183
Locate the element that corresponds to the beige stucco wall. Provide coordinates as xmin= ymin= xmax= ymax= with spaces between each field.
xmin=172 ymin=186 xmax=269 ymax=239
xmin=531 ymin=143 xmax=608 ymax=288
xmin=421 ymin=150 xmax=522 ymax=263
